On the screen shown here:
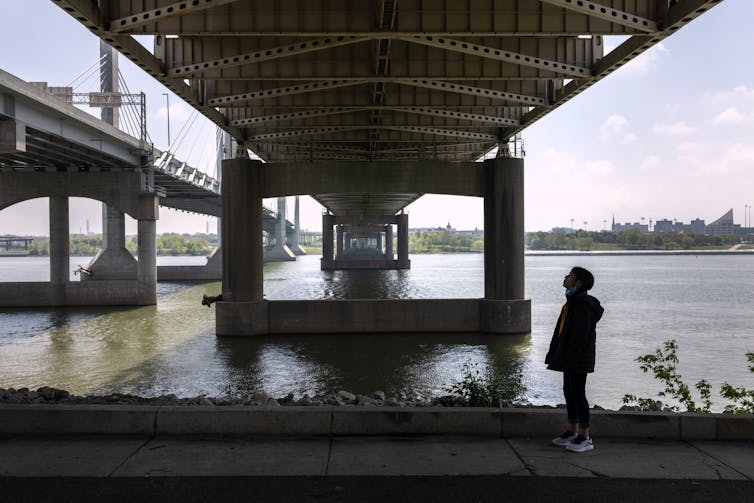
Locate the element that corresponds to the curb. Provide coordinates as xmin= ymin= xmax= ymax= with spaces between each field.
xmin=1 ymin=405 xmax=752 ymax=440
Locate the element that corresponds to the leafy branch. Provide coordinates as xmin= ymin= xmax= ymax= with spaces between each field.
xmin=623 ymin=341 xmax=753 ymax=414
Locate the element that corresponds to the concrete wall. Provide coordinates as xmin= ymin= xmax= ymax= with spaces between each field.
xmin=216 ymin=298 xmax=530 ymax=335
xmin=259 ymin=161 xmax=484 ymax=197
xmin=0 ymin=281 xmax=154 ymax=306
xmin=1 ymin=404 xmax=751 ymax=440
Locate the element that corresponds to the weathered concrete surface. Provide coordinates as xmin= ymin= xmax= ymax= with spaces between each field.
xmin=0 ymin=281 xmax=155 ymax=306
xmin=0 ymin=434 xmax=751 ymax=482
xmin=327 ymin=436 xmax=525 ymax=476
xmin=1 ymin=405 xmax=752 ymax=441
xmin=215 ymin=298 xmax=531 ymax=335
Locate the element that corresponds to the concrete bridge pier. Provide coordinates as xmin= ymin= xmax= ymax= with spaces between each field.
xmin=323 ymin=216 xmax=409 ymax=270
xmin=481 ymin=157 xmax=531 ymax=333
xmin=217 ymin=159 xmax=268 ymax=335
xmin=397 ymin=213 xmax=410 ymax=269
xmin=287 ymin=195 xmax=306 ymax=256
xmin=265 ymin=197 xmax=295 ymax=261
xmin=136 ymin=196 xmax=158 ymax=304
xmin=84 ymin=205 xmax=137 ymax=279
xmin=49 ymin=196 xmax=69 ymax=304
xmin=321 ymin=213 xmax=335 ymax=270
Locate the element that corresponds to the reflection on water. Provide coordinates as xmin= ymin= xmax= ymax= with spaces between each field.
xmin=1 ymin=254 xmax=753 ymax=410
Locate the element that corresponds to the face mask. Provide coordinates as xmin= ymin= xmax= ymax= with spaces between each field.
xmin=565 ymin=287 xmax=578 ymax=297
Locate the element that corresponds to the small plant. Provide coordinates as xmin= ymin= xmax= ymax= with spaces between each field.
xmin=445 ymin=361 xmax=525 ymax=407
xmin=623 ymin=341 xmax=753 ymax=414
xmin=720 ymin=352 xmax=754 ymax=414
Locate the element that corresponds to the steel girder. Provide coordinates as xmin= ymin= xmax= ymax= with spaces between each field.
xmin=51 ymin=0 xmax=726 ymax=216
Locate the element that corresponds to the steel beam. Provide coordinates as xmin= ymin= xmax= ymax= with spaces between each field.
xmin=168 ymin=36 xmax=370 ymax=77
xmin=382 ymin=107 xmax=519 ymax=126
xmin=250 ymin=125 xmax=497 ymax=142
xmin=230 ymin=107 xmax=364 ymax=126
xmin=208 ymin=80 xmax=366 ymax=106
xmin=393 ymin=34 xmax=591 ymax=78
xmin=109 ymin=0 xmax=241 ymax=32
xmin=539 ymin=0 xmax=658 ymax=33
xmin=394 ymin=79 xmax=546 ymax=106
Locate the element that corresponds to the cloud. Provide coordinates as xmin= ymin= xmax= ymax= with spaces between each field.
xmin=712 ymin=107 xmax=749 ymax=125
xmin=619 ymin=42 xmax=669 ymax=76
xmin=599 ymin=114 xmax=637 ymax=144
xmin=638 ymin=155 xmax=662 ymax=172
xmin=706 ymin=85 xmax=754 ymax=106
xmin=651 ymin=121 xmax=698 ymax=136
xmin=584 ymin=160 xmax=617 ymax=175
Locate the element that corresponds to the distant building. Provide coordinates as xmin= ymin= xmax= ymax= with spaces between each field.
xmin=612 ymin=221 xmax=648 ymax=233
xmin=706 ymin=209 xmax=740 ymax=235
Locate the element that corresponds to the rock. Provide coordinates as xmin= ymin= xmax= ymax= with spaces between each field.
xmin=384 ymin=398 xmax=401 ymax=407
xmin=266 ymin=398 xmax=281 ymax=407
xmin=619 ymin=405 xmax=640 ymax=411
xmin=298 ymin=394 xmax=312 ymax=406
xmin=279 ymin=393 xmax=295 ymax=404
xmin=373 ymin=391 xmax=386 ymax=401
xmin=337 ymin=390 xmax=356 ymax=402
xmin=199 ymin=397 xmax=214 ymax=406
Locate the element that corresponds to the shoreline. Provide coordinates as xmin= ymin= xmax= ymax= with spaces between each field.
xmin=525 ymin=249 xmax=754 ymax=256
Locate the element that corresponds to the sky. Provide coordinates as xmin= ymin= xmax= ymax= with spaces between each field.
xmin=1 ymin=0 xmax=752 ymax=235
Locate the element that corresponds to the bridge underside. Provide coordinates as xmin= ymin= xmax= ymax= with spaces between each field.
xmin=48 ymin=0 xmax=724 ymax=332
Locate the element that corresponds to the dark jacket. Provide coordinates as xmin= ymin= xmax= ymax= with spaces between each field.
xmin=545 ymin=291 xmax=604 ymax=374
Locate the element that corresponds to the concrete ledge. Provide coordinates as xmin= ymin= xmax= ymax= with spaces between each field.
xmin=0 ymin=405 xmax=156 ymax=434
xmin=2 ymin=405 xmax=752 ymax=440
xmin=157 ymin=265 xmax=221 ymax=281
xmin=156 ymin=406 xmax=331 ymax=435
xmin=0 ymin=281 xmax=153 ymax=307
xmin=331 ymin=408 xmax=502 ymax=436
xmin=267 ymin=299 xmax=481 ymax=334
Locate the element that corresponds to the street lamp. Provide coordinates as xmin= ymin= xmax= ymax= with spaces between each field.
xmin=583 ymin=221 xmax=588 ymax=232
xmin=570 ymin=218 xmax=574 ymax=232
xmin=162 ymin=93 xmax=171 ymax=149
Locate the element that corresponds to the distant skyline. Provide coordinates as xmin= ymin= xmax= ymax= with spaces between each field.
xmin=1 ymin=0 xmax=752 ymax=235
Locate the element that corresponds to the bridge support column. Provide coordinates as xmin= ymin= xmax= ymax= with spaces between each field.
xmin=385 ymin=224 xmax=393 ymax=259
xmin=217 ymin=159 xmax=268 ymax=335
xmin=481 ymin=157 xmax=531 ymax=333
xmin=266 ymin=197 xmax=296 ymax=261
xmin=321 ymin=213 xmax=335 ymax=270
xmin=397 ymin=213 xmax=410 ymax=269
xmin=49 ymin=196 xmax=69 ymax=303
xmin=336 ymin=225 xmax=344 ymax=259
xmin=136 ymin=195 xmax=158 ymax=304
xmin=288 ymin=195 xmax=306 ymax=256
xmin=85 ymin=205 xmax=137 ymax=279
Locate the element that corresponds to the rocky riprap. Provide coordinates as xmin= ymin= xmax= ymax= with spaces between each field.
xmin=0 ymin=386 xmax=478 ymax=408
xmin=0 ymin=387 xmax=622 ymax=410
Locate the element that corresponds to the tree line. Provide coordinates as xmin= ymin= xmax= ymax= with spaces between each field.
xmin=27 ymin=233 xmax=217 ymax=257
xmin=525 ymin=230 xmax=740 ymax=251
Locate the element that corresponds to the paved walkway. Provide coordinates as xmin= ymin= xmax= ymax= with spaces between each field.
xmin=1 ymin=434 xmax=752 ymax=502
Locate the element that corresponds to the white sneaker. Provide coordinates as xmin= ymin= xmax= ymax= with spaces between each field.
xmin=566 ymin=434 xmax=594 ymax=453
xmin=551 ymin=430 xmax=577 ymax=447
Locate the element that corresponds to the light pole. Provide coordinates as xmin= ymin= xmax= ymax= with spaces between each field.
xmin=583 ymin=221 xmax=588 ymax=232
xmin=603 ymin=219 xmax=606 ymax=231
xmin=570 ymin=218 xmax=574 ymax=233
xmin=162 ymin=93 xmax=171 ymax=149
xmin=641 ymin=216 xmax=645 ymax=232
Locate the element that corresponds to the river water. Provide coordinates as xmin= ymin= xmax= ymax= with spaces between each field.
xmin=0 ymin=254 xmax=752 ymax=411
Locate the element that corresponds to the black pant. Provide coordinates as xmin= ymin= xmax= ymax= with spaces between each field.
xmin=563 ymin=372 xmax=589 ymax=428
